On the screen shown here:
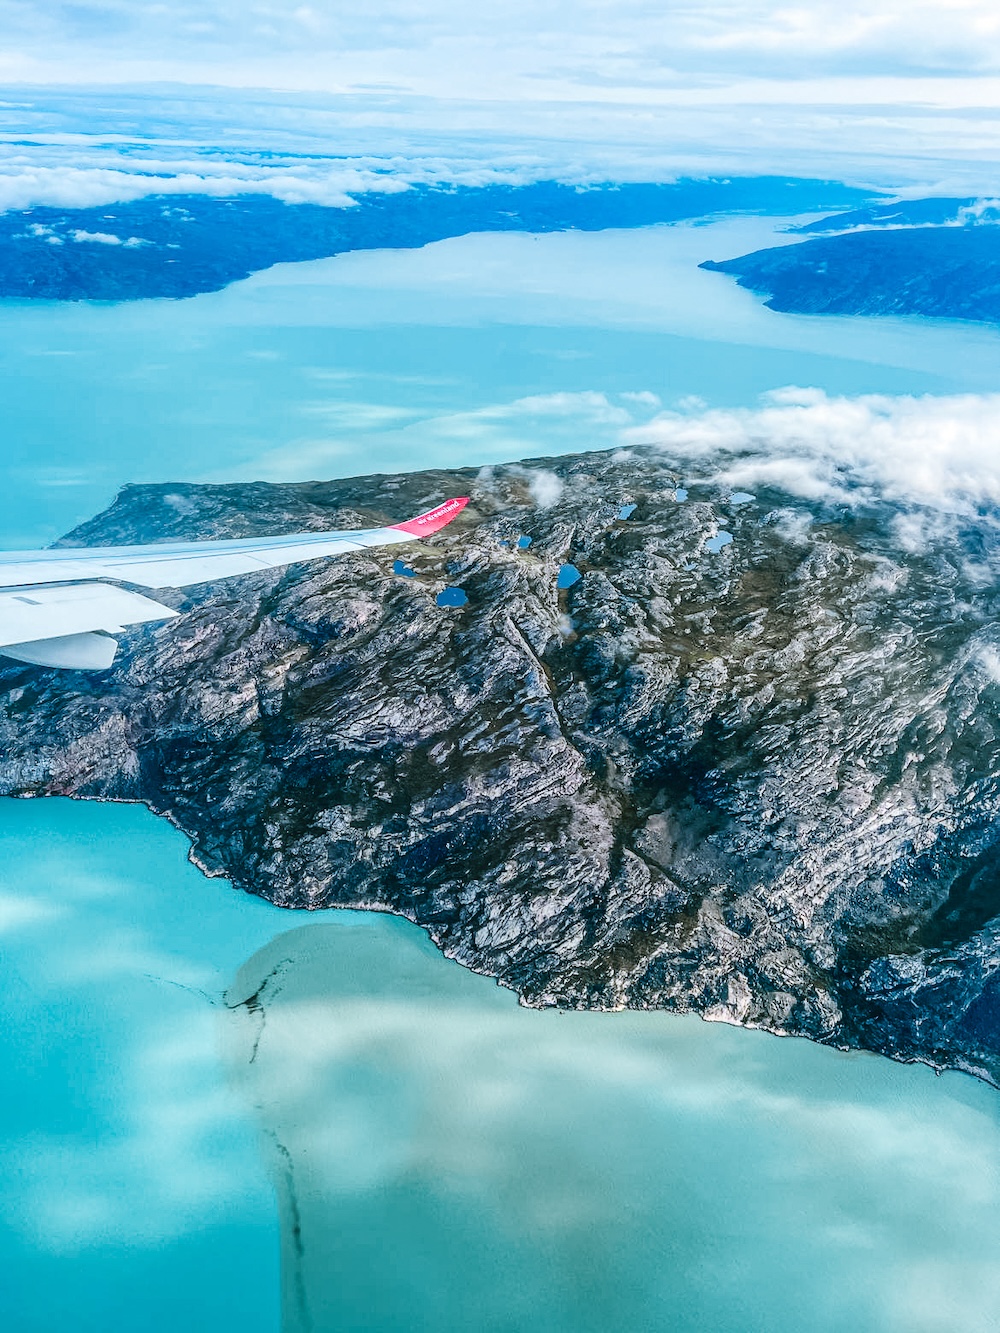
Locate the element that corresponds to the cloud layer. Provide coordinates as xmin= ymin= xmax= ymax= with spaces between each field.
xmin=2 ymin=6 xmax=1000 ymax=198
xmin=627 ymin=387 xmax=1000 ymax=518
xmin=5 ymin=1 xmax=1000 ymax=85
xmin=230 ymin=381 xmax=1000 ymax=550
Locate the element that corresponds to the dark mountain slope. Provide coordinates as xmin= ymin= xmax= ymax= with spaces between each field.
xmin=702 ymin=225 xmax=1000 ymax=322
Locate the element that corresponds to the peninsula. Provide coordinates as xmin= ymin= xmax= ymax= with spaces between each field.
xmin=2 ymin=449 xmax=998 ymax=1085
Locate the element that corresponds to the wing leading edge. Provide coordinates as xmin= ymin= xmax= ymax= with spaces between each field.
xmin=0 ymin=496 xmax=469 ymax=670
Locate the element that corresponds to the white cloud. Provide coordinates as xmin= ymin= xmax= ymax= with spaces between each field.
xmin=228 ymin=388 xmax=654 ymax=484
xmin=0 ymin=77 xmax=997 ymax=217
xmin=0 ymin=160 xmax=415 ymax=212
xmin=527 ymin=468 xmax=565 ymax=508
xmin=216 ymin=380 xmax=1000 ymax=533
xmin=626 ymin=388 xmax=1000 ymax=517
xmin=508 ymin=391 xmax=633 ymax=426
xmin=70 ymin=228 xmax=122 ymax=243
xmin=5 ymin=1 xmax=1000 ymax=87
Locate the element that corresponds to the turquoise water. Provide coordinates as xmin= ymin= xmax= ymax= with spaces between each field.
xmin=4 ymin=216 xmax=1000 ymax=547
xmin=4 ymin=798 xmax=1000 ymax=1332
xmin=0 ymin=798 xmax=292 ymax=1331
xmin=225 ymin=919 xmax=1000 ymax=1333
xmin=705 ymin=531 xmax=734 ymax=552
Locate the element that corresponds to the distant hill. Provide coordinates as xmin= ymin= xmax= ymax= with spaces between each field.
xmin=792 ymin=196 xmax=1000 ymax=234
xmin=701 ymin=224 xmax=1000 ymax=323
xmin=0 ymin=177 xmax=871 ymax=301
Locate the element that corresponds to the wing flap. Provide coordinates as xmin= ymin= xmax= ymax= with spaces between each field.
xmin=0 ymin=582 xmax=178 ymax=650
xmin=3 ymin=633 xmax=121 ymax=671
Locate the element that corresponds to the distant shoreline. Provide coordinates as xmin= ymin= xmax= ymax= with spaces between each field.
xmin=0 ymin=176 xmax=871 ymax=302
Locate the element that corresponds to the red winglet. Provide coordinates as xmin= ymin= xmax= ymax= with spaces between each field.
xmin=391 ymin=496 xmax=469 ymax=537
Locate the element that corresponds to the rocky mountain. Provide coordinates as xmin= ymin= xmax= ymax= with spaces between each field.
xmin=2 ymin=448 xmax=999 ymax=1083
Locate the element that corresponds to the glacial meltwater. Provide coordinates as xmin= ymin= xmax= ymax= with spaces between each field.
xmin=4 ymin=214 xmax=1000 ymax=548
xmin=3 ymin=798 xmax=1000 ymax=1332
xmin=0 ymin=798 xmax=286 ymax=1332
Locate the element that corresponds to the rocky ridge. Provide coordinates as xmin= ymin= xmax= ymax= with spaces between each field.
xmin=701 ymin=225 xmax=1000 ymax=324
xmin=2 ymin=447 xmax=999 ymax=1083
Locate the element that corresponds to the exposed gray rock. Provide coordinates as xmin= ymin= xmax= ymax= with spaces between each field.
xmin=3 ymin=447 xmax=1000 ymax=1084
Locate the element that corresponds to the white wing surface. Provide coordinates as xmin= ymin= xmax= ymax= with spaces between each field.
xmin=0 ymin=496 xmax=469 ymax=670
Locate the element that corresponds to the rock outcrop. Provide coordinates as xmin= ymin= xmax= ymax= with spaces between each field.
xmin=3 ymin=446 xmax=999 ymax=1083
xmin=702 ymin=225 xmax=1000 ymax=324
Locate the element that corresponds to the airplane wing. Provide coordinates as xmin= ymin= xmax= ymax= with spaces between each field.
xmin=0 ymin=496 xmax=469 ymax=670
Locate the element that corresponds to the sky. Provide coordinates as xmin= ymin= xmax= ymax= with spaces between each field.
xmin=0 ymin=3 xmax=1000 ymax=195
xmin=4 ymin=1 xmax=1000 ymax=91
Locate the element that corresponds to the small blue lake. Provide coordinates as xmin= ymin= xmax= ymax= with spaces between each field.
xmin=705 ymin=531 xmax=734 ymax=553
xmin=436 ymin=586 xmax=468 ymax=607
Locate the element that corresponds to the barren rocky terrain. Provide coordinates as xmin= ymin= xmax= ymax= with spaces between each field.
xmin=3 ymin=446 xmax=999 ymax=1083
